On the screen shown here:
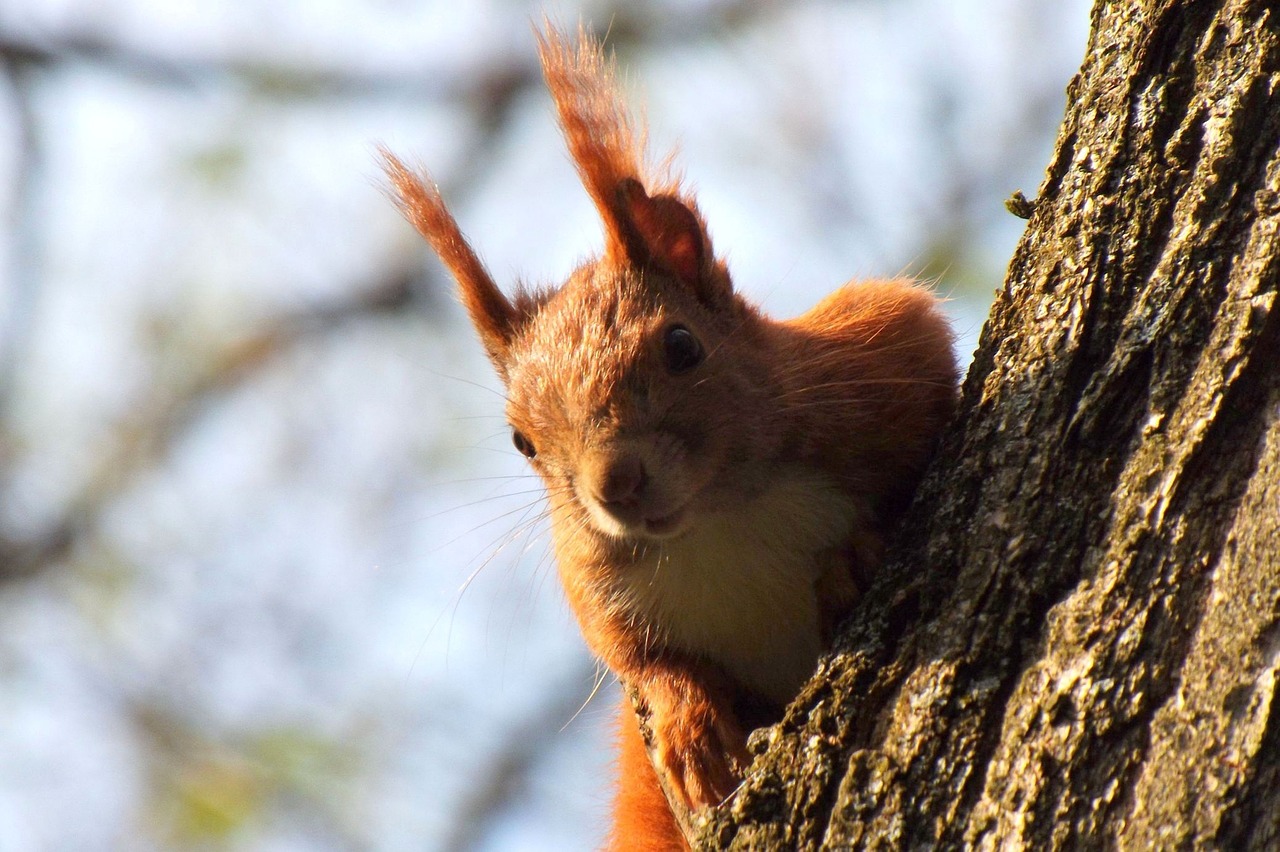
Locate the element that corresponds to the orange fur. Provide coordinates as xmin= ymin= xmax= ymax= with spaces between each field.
xmin=609 ymin=700 xmax=688 ymax=851
xmin=379 ymin=150 xmax=516 ymax=368
xmin=383 ymin=23 xmax=959 ymax=849
xmin=535 ymin=22 xmax=650 ymax=264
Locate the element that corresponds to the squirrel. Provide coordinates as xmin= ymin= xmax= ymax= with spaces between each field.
xmin=382 ymin=23 xmax=959 ymax=852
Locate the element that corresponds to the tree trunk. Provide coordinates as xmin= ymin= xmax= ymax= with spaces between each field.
xmin=699 ymin=0 xmax=1280 ymax=848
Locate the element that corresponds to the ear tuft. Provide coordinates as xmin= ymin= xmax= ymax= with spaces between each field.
xmin=537 ymin=23 xmax=646 ymax=265
xmin=379 ymin=147 xmax=521 ymax=373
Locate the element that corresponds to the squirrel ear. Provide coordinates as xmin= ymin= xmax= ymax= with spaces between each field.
xmin=381 ymin=149 xmax=522 ymax=373
xmin=616 ymin=178 xmax=713 ymax=297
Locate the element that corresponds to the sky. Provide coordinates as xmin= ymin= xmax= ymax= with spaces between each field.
xmin=0 ymin=1 xmax=1091 ymax=848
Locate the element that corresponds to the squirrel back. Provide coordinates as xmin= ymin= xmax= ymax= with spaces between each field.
xmin=383 ymin=23 xmax=958 ymax=850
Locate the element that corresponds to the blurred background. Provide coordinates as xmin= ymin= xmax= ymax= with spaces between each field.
xmin=0 ymin=1 xmax=1089 ymax=849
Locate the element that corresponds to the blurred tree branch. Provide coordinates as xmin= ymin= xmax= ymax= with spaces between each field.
xmin=0 ymin=267 xmax=417 ymax=582
xmin=0 ymin=2 xmax=778 ymax=585
xmin=0 ymin=22 xmax=537 ymax=583
xmin=0 ymin=0 xmax=775 ymax=105
xmin=0 ymin=5 xmax=1081 ymax=847
xmin=0 ymin=32 xmax=537 ymax=103
xmin=0 ymin=43 xmax=42 ymax=428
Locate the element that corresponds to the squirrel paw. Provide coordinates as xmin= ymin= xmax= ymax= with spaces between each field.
xmin=648 ymin=686 xmax=750 ymax=810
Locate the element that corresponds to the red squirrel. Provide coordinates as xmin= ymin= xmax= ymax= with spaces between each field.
xmin=383 ymin=24 xmax=958 ymax=851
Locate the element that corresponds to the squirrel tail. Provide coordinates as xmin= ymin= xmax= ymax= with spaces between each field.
xmin=607 ymin=698 xmax=688 ymax=852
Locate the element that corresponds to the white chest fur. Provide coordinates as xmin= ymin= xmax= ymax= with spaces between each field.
xmin=612 ymin=471 xmax=859 ymax=706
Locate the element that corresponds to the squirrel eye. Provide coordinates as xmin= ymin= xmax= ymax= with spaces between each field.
xmin=511 ymin=430 xmax=537 ymax=459
xmin=663 ymin=325 xmax=704 ymax=374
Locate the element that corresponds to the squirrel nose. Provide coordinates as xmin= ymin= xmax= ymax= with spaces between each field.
xmin=595 ymin=455 xmax=648 ymax=508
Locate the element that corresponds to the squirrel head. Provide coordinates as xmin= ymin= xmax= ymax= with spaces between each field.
xmin=383 ymin=24 xmax=779 ymax=543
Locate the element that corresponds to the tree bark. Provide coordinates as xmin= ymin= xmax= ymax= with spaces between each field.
xmin=700 ymin=0 xmax=1280 ymax=848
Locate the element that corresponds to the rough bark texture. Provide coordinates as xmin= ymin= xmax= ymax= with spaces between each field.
xmin=699 ymin=0 xmax=1280 ymax=848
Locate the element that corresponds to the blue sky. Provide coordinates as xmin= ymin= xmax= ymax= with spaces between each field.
xmin=0 ymin=1 xmax=1089 ymax=848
